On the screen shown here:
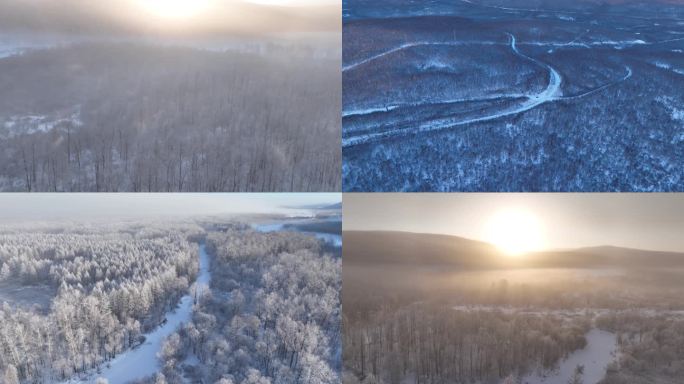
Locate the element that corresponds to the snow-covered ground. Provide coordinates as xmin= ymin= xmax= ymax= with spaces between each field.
xmin=1 ymin=112 xmax=83 ymax=139
xmin=343 ymin=105 xmax=400 ymax=118
xmin=520 ymin=329 xmax=617 ymax=384
xmin=450 ymin=304 xmax=684 ymax=383
xmin=0 ymin=280 xmax=54 ymax=313
xmin=0 ymin=47 xmax=21 ymax=58
xmin=342 ymin=31 xmax=645 ymax=148
xmin=342 ymin=33 xmax=563 ymax=148
xmin=656 ymin=96 xmax=684 ymax=124
xmin=0 ymin=34 xmax=87 ymax=59
xmin=62 ymin=243 xmax=211 ymax=384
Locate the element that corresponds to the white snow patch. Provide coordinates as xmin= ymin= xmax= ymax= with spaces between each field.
xmin=1 ymin=112 xmax=83 ymax=139
xmin=343 ymin=105 xmax=399 ymax=117
xmin=0 ymin=48 xmax=23 ymax=58
xmin=656 ymin=96 xmax=684 ymax=123
xmin=419 ymin=58 xmax=452 ymax=71
xmin=654 ymin=61 xmax=671 ymax=69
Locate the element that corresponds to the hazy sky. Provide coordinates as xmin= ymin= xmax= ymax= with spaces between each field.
xmin=344 ymin=194 xmax=684 ymax=253
xmin=0 ymin=0 xmax=340 ymax=36
xmin=0 ymin=193 xmax=339 ymax=223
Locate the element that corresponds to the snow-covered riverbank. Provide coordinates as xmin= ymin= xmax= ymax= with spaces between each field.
xmin=451 ymin=306 xmax=623 ymax=383
xmin=520 ymin=329 xmax=617 ymax=384
xmin=62 ymin=243 xmax=211 ymax=384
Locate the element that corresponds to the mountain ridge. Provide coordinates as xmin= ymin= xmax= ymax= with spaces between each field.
xmin=344 ymin=230 xmax=684 ymax=269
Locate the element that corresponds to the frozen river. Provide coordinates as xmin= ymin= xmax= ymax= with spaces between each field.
xmin=451 ymin=306 xmax=619 ymax=384
xmin=61 ymin=219 xmax=338 ymax=384
xmin=520 ymin=329 xmax=617 ymax=384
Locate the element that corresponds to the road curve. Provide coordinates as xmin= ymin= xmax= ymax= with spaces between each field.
xmin=343 ymin=34 xmax=562 ymax=148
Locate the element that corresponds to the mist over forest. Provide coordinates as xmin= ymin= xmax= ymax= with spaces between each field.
xmin=0 ymin=0 xmax=341 ymax=192
xmin=344 ymin=230 xmax=684 ymax=384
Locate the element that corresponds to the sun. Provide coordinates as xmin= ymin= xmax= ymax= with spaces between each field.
xmin=137 ymin=0 xmax=214 ymax=20
xmin=484 ymin=209 xmax=545 ymax=256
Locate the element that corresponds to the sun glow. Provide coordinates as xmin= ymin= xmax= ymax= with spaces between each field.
xmin=137 ymin=0 xmax=214 ymax=20
xmin=485 ymin=209 xmax=545 ymax=256
xmin=244 ymin=0 xmax=322 ymax=5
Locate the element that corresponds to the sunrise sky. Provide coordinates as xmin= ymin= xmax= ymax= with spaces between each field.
xmin=0 ymin=0 xmax=340 ymax=36
xmin=344 ymin=194 xmax=684 ymax=253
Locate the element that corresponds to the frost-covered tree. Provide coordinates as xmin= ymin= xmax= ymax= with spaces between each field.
xmin=3 ymin=365 xmax=19 ymax=384
xmin=158 ymin=229 xmax=341 ymax=384
xmin=154 ymin=373 xmax=167 ymax=384
xmin=0 ymin=221 xmax=205 ymax=383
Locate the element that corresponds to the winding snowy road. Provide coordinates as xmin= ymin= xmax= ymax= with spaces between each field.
xmin=342 ymin=34 xmax=563 ymax=148
xmin=507 ymin=33 xmax=562 ymax=103
xmin=560 ymin=66 xmax=632 ymax=100
xmin=63 ymin=243 xmax=211 ymax=384
xmin=342 ymin=40 xmax=504 ymax=72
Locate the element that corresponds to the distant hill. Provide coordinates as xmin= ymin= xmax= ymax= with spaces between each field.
xmin=286 ymin=202 xmax=341 ymax=210
xmin=344 ymin=231 xmax=684 ymax=269
xmin=528 ymin=246 xmax=684 ymax=269
xmin=344 ymin=231 xmax=506 ymax=268
xmin=477 ymin=0 xmax=683 ymax=7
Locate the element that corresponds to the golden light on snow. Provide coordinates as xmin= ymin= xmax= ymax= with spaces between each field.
xmin=484 ymin=208 xmax=545 ymax=256
xmin=136 ymin=0 xmax=214 ymax=20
